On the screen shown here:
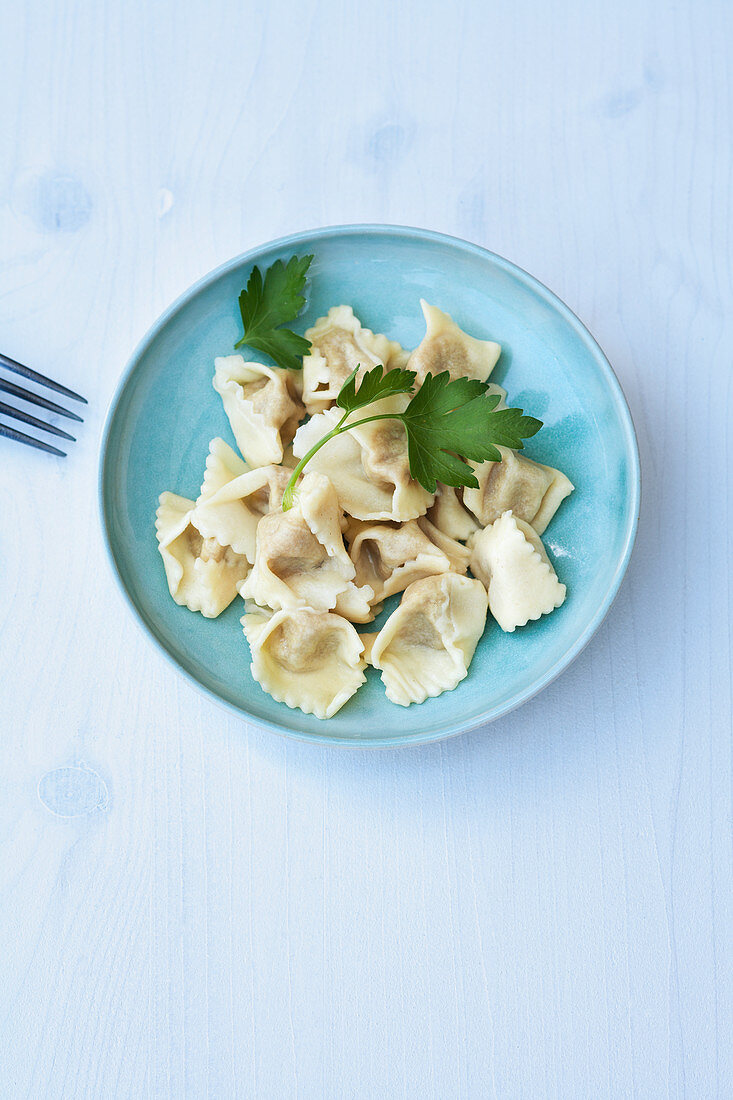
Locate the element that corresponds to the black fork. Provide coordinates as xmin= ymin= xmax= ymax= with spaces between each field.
xmin=0 ymin=351 xmax=86 ymax=456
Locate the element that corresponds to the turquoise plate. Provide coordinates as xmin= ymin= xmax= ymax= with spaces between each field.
xmin=100 ymin=225 xmax=640 ymax=747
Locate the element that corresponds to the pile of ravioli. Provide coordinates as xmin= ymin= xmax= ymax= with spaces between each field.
xmin=156 ymin=301 xmax=574 ymax=720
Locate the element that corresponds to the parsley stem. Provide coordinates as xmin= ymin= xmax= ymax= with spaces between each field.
xmin=335 ymin=413 xmax=404 ymax=430
xmin=281 ymin=412 xmax=405 ymax=510
xmin=282 ymin=410 xmax=349 ymax=510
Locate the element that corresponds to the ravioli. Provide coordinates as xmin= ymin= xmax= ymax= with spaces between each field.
xmin=155 ymin=491 xmax=249 ymax=617
xmin=346 ymin=515 xmax=470 ymax=603
xmin=302 ymin=305 xmax=404 ymax=414
xmin=425 ymin=484 xmax=480 ymax=543
xmin=243 ymin=606 xmax=367 ymax=718
xmin=407 ymin=300 xmax=501 ymax=385
xmin=469 ymin=510 xmax=566 ymax=631
xmin=194 ymin=463 xmax=292 ymax=564
xmin=197 ymin=437 xmax=248 ymax=502
xmin=213 ymin=355 xmax=304 ymax=467
xmin=239 ymin=471 xmax=374 ymax=620
xmin=462 ymin=446 xmax=573 ymax=534
xmin=365 ymin=573 xmax=488 ymax=706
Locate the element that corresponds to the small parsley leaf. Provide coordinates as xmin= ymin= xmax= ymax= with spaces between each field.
xmin=337 ymin=365 xmax=416 ymax=413
xmin=234 ymin=254 xmax=313 ymax=370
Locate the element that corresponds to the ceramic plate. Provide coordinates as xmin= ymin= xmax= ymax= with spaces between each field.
xmin=100 ymin=225 xmax=640 ymax=747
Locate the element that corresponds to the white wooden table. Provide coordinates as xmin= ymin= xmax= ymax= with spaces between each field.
xmin=1 ymin=1 xmax=730 ymax=1096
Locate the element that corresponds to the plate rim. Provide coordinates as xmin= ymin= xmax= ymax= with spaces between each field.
xmin=99 ymin=222 xmax=641 ymax=748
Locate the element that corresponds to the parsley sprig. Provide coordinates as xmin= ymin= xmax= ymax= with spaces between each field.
xmin=234 ymin=254 xmax=313 ymax=370
xmin=282 ymin=365 xmax=542 ymax=510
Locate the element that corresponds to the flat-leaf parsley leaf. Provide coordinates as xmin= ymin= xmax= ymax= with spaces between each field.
xmin=234 ymin=254 xmax=313 ymax=370
xmin=337 ymin=365 xmax=417 ymax=412
xmin=282 ymin=365 xmax=542 ymax=508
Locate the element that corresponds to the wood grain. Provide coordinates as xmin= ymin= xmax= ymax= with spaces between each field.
xmin=0 ymin=0 xmax=731 ymax=1096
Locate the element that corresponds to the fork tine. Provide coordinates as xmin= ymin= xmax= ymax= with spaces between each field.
xmin=0 ymin=351 xmax=87 ymax=404
xmin=0 ymin=422 xmax=67 ymax=456
xmin=0 ymin=379 xmax=84 ymax=422
xmin=0 ymin=401 xmax=76 ymax=441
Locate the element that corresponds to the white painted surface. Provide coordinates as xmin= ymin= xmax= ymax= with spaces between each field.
xmin=1 ymin=0 xmax=731 ymax=1096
